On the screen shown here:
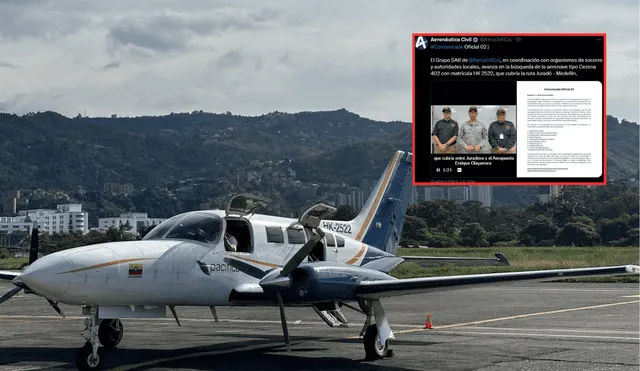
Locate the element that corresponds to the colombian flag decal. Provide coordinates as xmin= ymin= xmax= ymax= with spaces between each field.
xmin=128 ymin=263 xmax=143 ymax=278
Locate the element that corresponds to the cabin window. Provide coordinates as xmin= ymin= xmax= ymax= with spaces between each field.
xmin=265 ymin=226 xmax=284 ymax=243
xmin=336 ymin=235 xmax=345 ymax=247
xmin=286 ymin=228 xmax=305 ymax=244
xmin=325 ymin=233 xmax=336 ymax=247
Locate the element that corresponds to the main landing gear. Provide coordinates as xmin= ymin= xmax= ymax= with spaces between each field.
xmin=357 ymin=298 xmax=394 ymax=361
xmin=76 ymin=306 xmax=124 ymax=371
xmin=98 ymin=319 xmax=124 ymax=348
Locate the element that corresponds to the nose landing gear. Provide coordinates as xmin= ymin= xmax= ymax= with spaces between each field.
xmin=76 ymin=305 xmax=104 ymax=371
xmin=76 ymin=342 xmax=104 ymax=371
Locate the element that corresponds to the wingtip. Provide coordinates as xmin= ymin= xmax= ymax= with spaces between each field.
xmin=495 ymin=253 xmax=510 ymax=266
xmin=625 ymin=265 xmax=640 ymax=274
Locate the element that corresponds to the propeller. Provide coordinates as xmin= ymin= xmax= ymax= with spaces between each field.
xmin=28 ymin=222 xmax=39 ymax=265
xmin=47 ymin=299 xmax=66 ymax=318
xmin=280 ymin=228 xmax=324 ymax=278
xmin=0 ymin=223 xmax=65 ymax=317
xmin=223 ymin=258 xmax=268 ymax=280
xmin=0 ymin=287 xmax=21 ymax=305
xmin=225 ymin=225 xmax=326 ymax=352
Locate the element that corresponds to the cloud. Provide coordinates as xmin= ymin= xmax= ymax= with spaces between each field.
xmin=101 ymin=62 xmax=120 ymax=70
xmin=0 ymin=93 xmax=26 ymax=112
xmin=0 ymin=1 xmax=94 ymax=41
xmin=0 ymin=61 xmax=18 ymax=69
xmin=106 ymin=7 xmax=280 ymax=53
xmin=0 ymin=0 xmax=637 ymax=123
xmin=215 ymin=49 xmax=244 ymax=70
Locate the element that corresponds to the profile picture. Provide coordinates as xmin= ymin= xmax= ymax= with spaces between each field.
xmin=415 ymin=36 xmax=428 ymax=50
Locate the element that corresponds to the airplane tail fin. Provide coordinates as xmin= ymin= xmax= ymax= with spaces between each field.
xmin=348 ymin=150 xmax=413 ymax=256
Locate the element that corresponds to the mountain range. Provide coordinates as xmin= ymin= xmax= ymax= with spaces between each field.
xmin=0 ymin=110 xmax=637 ymax=208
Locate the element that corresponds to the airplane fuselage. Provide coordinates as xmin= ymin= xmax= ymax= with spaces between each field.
xmin=18 ymin=210 xmax=383 ymax=307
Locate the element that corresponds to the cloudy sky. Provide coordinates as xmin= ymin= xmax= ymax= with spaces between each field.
xmin=0 ymin=0 xmax=638 ymax=123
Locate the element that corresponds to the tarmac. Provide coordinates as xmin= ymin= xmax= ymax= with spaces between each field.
xmin=0 ymin=280 xmax=638 ymax=371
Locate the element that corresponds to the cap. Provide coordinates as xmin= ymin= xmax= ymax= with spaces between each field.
xmin=497 ymin=108 xmax=506 ymax=115
xmin=442 ymin=107 xmax=451 ymax=113
xmin=468 ymin=106 xmax=478 ymax=112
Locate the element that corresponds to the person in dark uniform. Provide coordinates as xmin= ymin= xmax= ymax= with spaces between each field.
xmin=431 ymin=106 xmax=459 ymax=154
xmin=488 ymin=108 xmax=516 ymax=154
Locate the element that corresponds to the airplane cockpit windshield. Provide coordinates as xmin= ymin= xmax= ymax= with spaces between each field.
xmin=142 ymin=212 xmax=224 ymax=245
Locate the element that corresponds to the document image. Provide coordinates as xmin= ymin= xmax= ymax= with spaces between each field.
xmin=516 ymin=81 xmax=602 ymax=178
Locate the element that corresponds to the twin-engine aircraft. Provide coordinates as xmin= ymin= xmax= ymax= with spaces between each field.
xmin=1 ymin=150 xmax=638 ymax=371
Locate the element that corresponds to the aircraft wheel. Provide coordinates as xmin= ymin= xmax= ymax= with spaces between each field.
xmin=98 ymin=319 xmax=123 ymax=348
xmin=363 ymin=324 xmax=389 ymax=360
xmin=76 ymin=342 xmax=104 ymax=371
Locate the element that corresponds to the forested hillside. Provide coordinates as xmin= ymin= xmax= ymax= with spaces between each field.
xmin=0 ymin=110 xmax=637 ymax=209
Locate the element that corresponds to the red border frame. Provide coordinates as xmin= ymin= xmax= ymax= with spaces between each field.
xmin=411 ymin=33 xmax=607 ymax=186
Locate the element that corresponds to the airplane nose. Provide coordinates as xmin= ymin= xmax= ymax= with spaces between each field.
xmin=19 ymin=253 xmax=72 ymax=300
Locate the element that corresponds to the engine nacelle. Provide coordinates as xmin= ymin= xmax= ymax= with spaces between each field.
xmin=266 ymin=263 xmax=395 ymax=304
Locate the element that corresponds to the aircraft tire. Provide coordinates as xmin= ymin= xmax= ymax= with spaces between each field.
xmin=363 ymin=324 xmax=389 ymax=360
xmin=76 ymin=342 xmax=104 ymax=371
xmin=98 ymin=319 xmax=123 ymax=348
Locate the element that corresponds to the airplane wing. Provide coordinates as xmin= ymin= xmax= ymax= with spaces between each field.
xmin=356 ymin=265 xmax=640 ymax=299
xmin=400 ymin=253 xmax=509 ymax=267
xmin=0 ymin=271 xmax=20 ymax=282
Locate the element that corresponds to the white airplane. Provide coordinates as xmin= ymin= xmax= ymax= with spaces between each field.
xmin=1 ymin=150 xmax=638 ymax=371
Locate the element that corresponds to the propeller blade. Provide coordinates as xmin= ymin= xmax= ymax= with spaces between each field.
xmin=47 ymin=299 xmax=65 ymax=318
xmin=276 ymin=291 xmax=291 ymax=352
xmin=223 ymin=258 xmax=268 ymax=279
xmin=29 ymin=225 xmax=39 ymax=265
xmin=0 ymin=287 xmax=22 ymax=305
xmin=280 ymin=228 xmax=325 ymax=277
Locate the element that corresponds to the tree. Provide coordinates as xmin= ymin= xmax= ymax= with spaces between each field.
xmin=593 ymin=200 xmax=628 ymax=221
xmin=137 ymin=225 xmax=157 ymax=239
xmin=519 ymin=215 xmax=558 ymax=246
xmin=598 ymin=216 xmax=629 ymax=244
xmin=552 ymin=204 xmax=574 ymax=228
xmin=486 ymin=230 xmax=518 ymax=245
xmin=460 ymin=223 xmax=489 ymax=247
xmin=460 ymin=201 xmax=489 ymax=226
xmin=400 ymin=215 xmax=428 ymax=245
xmin=413 ymin=200 xmax=463 ymax=231
xmin=423 ymin=229 xmax=460 ymax=248
xmin=105 ymin=227 xmax=137 ymax=243
xmin=332 ymin=205 xmax=356 ymax=221
xmin=556 ymin=219 xmax=601 ymax=247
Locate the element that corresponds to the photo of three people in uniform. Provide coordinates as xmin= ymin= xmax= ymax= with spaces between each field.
xmin=431 ymin=106 xmax=517 ymax=154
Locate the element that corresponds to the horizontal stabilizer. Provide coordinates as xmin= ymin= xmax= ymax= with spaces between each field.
xmin=361 ymin=257 xmax=405 ymax=273
xmin=400 ymin=253 xmax=509 ymax=267
xmin=356 ymin=265 xmax=640 ymax=299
